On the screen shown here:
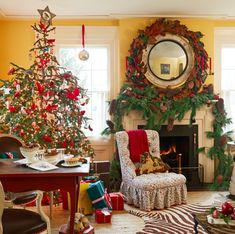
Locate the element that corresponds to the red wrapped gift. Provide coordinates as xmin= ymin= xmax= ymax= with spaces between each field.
xmin=95 ymin=208 xmax=112 ymax=223
xmin=109 ymin=192 xmax=124 ymax=210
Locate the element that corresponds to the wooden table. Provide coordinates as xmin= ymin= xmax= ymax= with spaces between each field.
xmin=193 ymin=212 xmax=235 ymax=234
xmin=0 ymin=159 xmax=90 ymax=234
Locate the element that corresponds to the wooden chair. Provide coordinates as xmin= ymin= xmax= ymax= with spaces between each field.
xmin=0 ymin=181 xmax=51 ymax=234
xmin=0 ymin=134 xmax=53 ymax=217
xmin=115 ymin=130 xmax=187 ymax=211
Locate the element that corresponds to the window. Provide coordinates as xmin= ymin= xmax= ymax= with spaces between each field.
xmin=54 ymin=26 xmax=118 ymax=138
xmin=215 ymin=28 xmax=235 ymax=136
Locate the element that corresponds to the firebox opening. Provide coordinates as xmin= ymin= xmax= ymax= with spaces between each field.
xmin=160 ymin=136 xmax=189 ymax=168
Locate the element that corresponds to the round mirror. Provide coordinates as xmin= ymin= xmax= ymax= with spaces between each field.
xmin=143 ymin=33 xmax=194 ymax=89
xmin=148 ymin=40 xmax=187 ymax=81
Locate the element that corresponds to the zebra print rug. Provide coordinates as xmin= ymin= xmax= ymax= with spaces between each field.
xmin=128 ymin=204 xmax=213 ymax=234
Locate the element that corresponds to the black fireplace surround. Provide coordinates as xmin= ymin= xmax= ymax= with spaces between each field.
xmin=138 ymin=125 xmax=202 ymax=188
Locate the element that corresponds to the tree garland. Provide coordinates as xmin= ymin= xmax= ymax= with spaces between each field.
xmin=103 ymin=18 xmax=233 ymax=189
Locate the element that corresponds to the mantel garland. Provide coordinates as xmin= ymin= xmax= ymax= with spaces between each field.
xmin=103 ymin=18 xmax=233 ymax=190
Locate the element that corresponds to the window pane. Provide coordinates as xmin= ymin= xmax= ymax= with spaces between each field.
xmin=222 ymin=48 xmax=235 ymax=69
xmin=221 ymin=70 xmax=235 ymax=90
xmin=58 ymin=46 xmax=109 ymax=137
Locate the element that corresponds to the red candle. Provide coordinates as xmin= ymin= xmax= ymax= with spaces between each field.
xmin=209 ymin=57 xmax=212 ymax=73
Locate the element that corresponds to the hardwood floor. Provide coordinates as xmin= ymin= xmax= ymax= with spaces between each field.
xmin=40 ymin=190 xmax=230 ymax=233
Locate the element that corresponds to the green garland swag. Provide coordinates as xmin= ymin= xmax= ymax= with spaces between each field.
xmin=103 ymin=18 xmax=233 ymax=190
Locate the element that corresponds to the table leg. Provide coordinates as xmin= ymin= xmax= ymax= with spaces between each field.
xmin=69 ymin=188 xmax=76 ymax=234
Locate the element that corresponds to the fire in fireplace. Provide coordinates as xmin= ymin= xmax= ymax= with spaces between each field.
xmin=159 ymin=125 xmax=198 ymax=168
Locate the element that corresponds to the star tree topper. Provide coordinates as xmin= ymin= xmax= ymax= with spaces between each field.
xmin=38 ymin=6 xmax=56 ymax=26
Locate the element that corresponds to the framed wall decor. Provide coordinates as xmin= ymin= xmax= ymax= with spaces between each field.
xmin=160 ymin=64 xmax=170 ymax=74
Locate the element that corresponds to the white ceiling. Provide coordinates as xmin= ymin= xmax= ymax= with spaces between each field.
xmin=1 ymin=0 xmax=235 ymax=19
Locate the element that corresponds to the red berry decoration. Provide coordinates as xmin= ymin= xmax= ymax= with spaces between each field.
xmin=221 ymin=202 xmax=234 ymax=215
xmin=212 ymin=209 xmax=220 ymax=219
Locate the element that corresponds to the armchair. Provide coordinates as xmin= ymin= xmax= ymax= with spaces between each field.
xmin=115 ymin=130 xmax=187 ymax=211
xmin=0 ymin=181 xmax=51 ymax=234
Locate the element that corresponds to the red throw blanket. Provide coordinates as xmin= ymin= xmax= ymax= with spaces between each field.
xmin=127 ymin=130 xmax=149 ymax=163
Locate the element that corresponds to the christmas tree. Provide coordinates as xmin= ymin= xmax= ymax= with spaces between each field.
xmin=0 ymin=6 xmax=94 ymax=158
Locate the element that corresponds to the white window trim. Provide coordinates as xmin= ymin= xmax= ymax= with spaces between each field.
xmin=214 ymin=27 xmax=235 ymax=93
xmin=54 ymin=26 xmax=119 ymax=143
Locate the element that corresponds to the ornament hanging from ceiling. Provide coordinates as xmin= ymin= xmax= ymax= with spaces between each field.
xmin=79 ymin=24 xmax=89 ymax=61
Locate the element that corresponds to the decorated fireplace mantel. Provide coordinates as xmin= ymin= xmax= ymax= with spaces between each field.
xmin=103 ymin=18 xmax=233 ymax=189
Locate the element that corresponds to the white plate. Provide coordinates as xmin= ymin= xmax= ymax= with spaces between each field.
xmin=207 ymin=214 xmax=235 ymax=225
xmin=61 ymin=162 xmax=82 ymax=167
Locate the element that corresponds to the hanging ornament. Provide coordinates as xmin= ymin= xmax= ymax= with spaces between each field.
xmin=79 ymin=24 xmax=89 ymax=61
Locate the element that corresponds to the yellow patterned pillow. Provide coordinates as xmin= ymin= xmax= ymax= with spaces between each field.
xmin=135 ymin=152 xmax=170 ymax=176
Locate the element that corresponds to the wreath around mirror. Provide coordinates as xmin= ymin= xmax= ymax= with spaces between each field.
xmin=126 ymin=18 xmax=208 ymax=98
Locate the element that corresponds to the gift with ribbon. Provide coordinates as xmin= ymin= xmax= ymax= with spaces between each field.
xmin=95 ymin=208 xmax=112 ymax=223
xmin=109 ymin=192 xmax=125 ymax=210
xmin=87 ymin=180 xmax=112 ymax=209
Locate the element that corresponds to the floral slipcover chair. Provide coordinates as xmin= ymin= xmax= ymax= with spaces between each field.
xmin=115 ymin=130 xmax=187 ymax=211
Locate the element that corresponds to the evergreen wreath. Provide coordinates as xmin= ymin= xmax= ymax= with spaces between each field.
xmin=103 ymin=18 xmax=233 ymax=190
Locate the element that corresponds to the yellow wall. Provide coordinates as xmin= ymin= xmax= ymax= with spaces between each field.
xmin=1 ymin=17 xmax=235 ymax=87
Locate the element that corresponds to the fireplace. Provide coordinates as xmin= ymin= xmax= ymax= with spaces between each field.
xmin=158 ymin=125 xmax=203 ymax=188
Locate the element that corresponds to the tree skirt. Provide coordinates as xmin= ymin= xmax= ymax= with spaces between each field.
xmin=128 ymin=204 xmax=214 ymax=234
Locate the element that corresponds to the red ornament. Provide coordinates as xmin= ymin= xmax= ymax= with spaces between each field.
xmin=221 ymin=202 xmax=234 ymax=215
xmin=44 ymin=135 xmax=52 ymax=142
xmin=14 ymin=91 xmax=21 ymax=97
xmin=36 ymin=81 xmax=44 ymax=94
xmin=62 ymin=73 xmax=72 ymax=79
xmin=9 ymin=105 xmax=17 ymax=113
xmin=8 ymin=67 xmax=15 ymax=75
xmin=31 ymin=102 xmax=37 ymax=110
xmin=80 ymin=110 xmax=85 ymax=115
xmin=61 ymin=140 xmax=67 ymax=148
xmin=45 ymin=104 xmax=58 ymax=111
xmin=63 ymin=87 xmax=80 ymax=100
xmin=47 ymin=39 xmax=55 ymax=44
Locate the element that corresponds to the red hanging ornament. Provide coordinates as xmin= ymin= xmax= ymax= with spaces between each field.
xmin=78 ymin=24 xmax=89 ymax=61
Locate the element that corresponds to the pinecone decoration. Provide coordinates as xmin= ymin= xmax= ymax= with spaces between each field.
xmin=167 ymin=116 xmax=175 ymax=131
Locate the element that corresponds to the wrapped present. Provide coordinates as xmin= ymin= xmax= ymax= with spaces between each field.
xmin=67 ymin=182 xmax=93 ymax=215
xmin=95 ymin=208 xmax=112 ymax=223
xmin=109 ymin=192 xmax=124 ymax=210
xmin=87 ymin=181 xmax=112 ymax=209
xmin=77 ymin=182 xmax=93 ymax=215
xmin=82 ymin=225 xmax=95 ymax=234
xmin=82 ymin=175 xmax=99 ymax=183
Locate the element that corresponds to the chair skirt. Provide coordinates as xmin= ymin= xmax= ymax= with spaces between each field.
xmin=121 ymin=172 xmax=187 ymax=211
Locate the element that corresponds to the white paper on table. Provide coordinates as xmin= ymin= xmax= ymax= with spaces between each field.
xmin=28 ymin=161 xmax=58 ymax=171
xmin=14 ymin=158 xmax=30 ymax=165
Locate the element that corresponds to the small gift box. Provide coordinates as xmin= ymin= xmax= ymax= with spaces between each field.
xmin=87 ymin=181 xmax=112 ymax=209
xmin=109 ymin=192 xmax=124 ymax=210
xmin=95 ymin=208 xmax=112 ymax=223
